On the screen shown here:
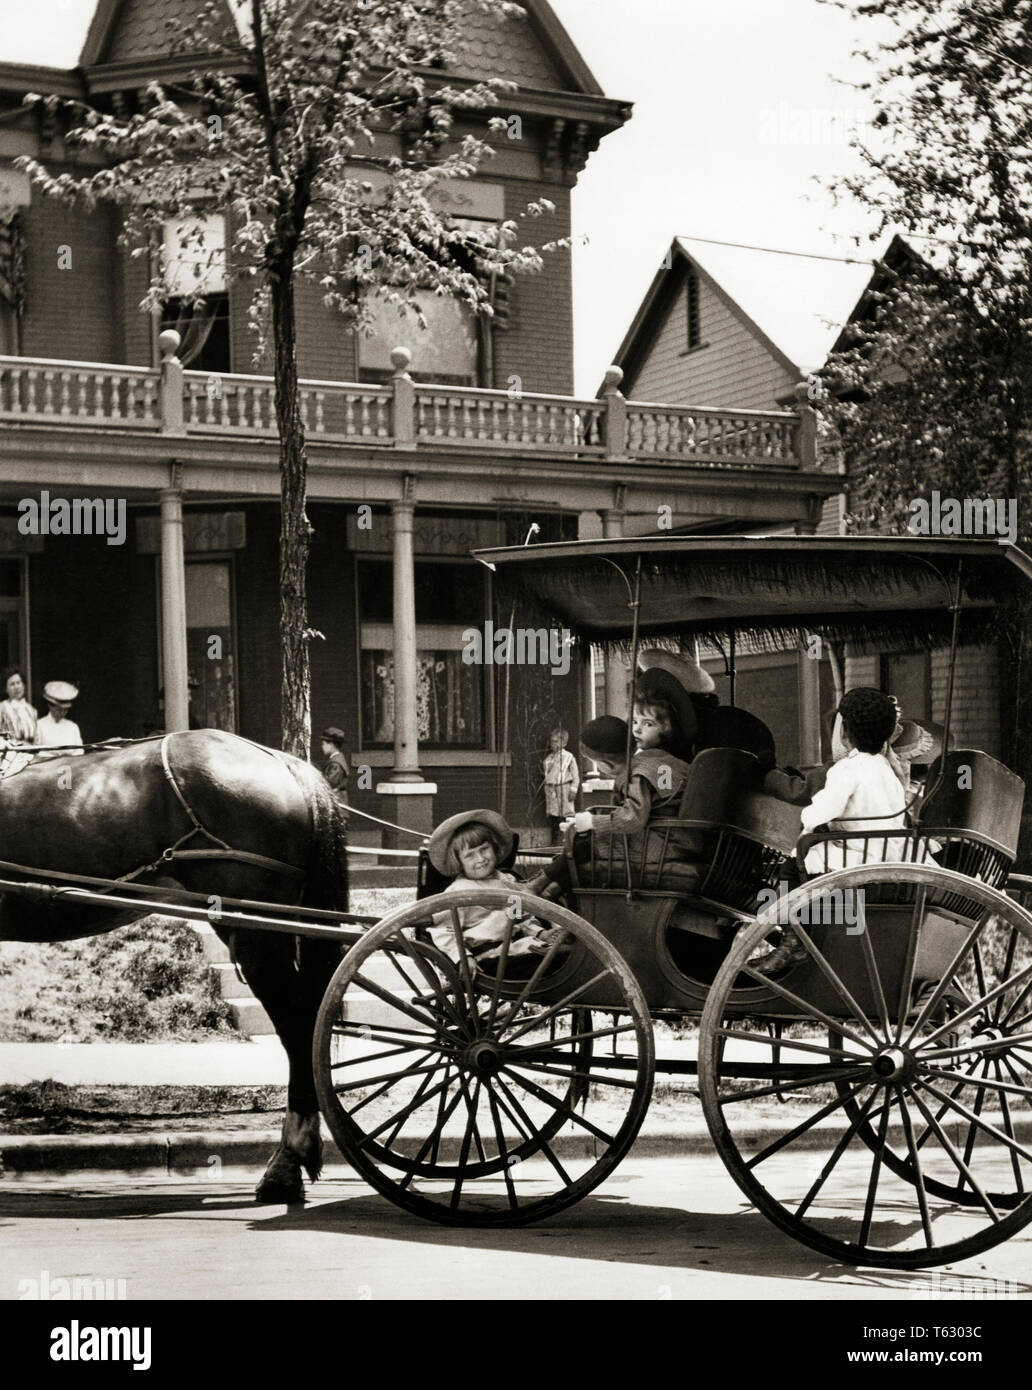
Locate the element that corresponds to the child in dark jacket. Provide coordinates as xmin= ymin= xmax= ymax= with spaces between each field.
xmin=531 ymin=713 xmax=695 ymax=892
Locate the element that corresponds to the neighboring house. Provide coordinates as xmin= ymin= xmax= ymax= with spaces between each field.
xmin=607 ymin=232 xmax=1004 ymax=765
xmin=0 ymin=2 xmax=838 ymax=838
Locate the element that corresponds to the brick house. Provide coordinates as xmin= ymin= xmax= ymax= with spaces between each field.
xmin=0 ymin=1 xmax=837 ymax=844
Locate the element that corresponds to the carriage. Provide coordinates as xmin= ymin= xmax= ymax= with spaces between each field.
xmin=4 ymin=534 xmax=1032 ymax=1269
xmin=308 ymin=535 xmax=1032 ymax=1269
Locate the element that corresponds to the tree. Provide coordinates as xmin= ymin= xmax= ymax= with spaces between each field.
xmin=20 ymin=0 xmax=556 ymax=757
xmin=817 ymin=0 xmax=1032 ymax=798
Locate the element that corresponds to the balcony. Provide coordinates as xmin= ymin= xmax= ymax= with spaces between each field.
xmin=0 ymin=346 xmax=817 ymax=472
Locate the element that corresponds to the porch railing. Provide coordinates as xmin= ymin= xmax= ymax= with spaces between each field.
xmin=0 ymin=340 xmax=818 ymax=470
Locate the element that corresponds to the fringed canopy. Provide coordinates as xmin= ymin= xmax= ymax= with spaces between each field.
xmin=473 ymin=536 xmax=1032 ymax=650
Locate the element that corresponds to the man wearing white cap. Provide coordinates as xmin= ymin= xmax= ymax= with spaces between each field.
xmin=36 ymin=680 xmax=84 ymax=755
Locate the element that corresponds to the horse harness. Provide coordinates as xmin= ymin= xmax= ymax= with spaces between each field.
xmin=117 ymin=734 xmax=306 ymax=887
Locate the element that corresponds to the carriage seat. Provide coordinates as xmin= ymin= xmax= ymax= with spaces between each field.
xmin=664 ymin=747 xmax=801 ymax=910
xmin=916 ymin=749 xmax=1024 ymax=888
xmin=574 ymin=746 xmax=801 ymax=912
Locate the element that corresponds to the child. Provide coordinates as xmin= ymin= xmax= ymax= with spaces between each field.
xmin=427 ymin=809 xmax=558 ymax=964
xmin=319 ymin=727 xmax=350 ymax=822
xmin=533 ymin=714 xmax=696 ymax=891
xmin=800 ymin=687 xmax=908 ymax=874
xmin=542 ymin=727 xmax=580 ymax=842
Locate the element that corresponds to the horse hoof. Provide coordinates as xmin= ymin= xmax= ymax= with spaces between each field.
xmin=255 ymin=1173 xmax=305 ymax=1204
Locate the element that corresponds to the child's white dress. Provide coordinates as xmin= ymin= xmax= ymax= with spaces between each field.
xmin=430 ymin=870 xmax=519 ymax=959
xmin=800 ymin=749 xmax=907 ymax=874
xmin=543 ymin=748 xmax=580 ymax=819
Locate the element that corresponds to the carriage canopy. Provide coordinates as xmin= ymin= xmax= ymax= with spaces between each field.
xmin=472 ymin=535 xmax=1032 ymax=650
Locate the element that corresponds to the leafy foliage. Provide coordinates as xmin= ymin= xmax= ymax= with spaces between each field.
xmin=818 ymin=0 xmax=1032 ymax=538
xmin=0 ymin=917 xmax=238 ymax=1042
xmin=18 ymin=0 xmax=558 ymax=757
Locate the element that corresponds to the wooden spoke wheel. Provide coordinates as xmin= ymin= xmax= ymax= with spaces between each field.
xmin=833 ymin=882 xmax=1032 ymax=1212
xmin=314 ymin=889 xmax=654 ymax=1226
xmin=699 ymin=863 xmax=1032 ymax=1268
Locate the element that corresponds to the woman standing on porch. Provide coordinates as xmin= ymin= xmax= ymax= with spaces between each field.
xmin=0 ymin=669 xmax=38 ymax=745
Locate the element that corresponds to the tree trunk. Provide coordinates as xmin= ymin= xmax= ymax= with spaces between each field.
xmin=270 ymin=264 xmax=311 ymax=759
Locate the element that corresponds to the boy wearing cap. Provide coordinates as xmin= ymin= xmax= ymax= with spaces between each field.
xmin=319 ymin=728 xmax=350 ymax=821
xmin=36 ymin=681 xmax=83 ymax=755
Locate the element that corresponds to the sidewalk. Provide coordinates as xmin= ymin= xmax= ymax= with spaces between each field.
xmin=0 ymin=1039 xmax=287 ymax=1087
xmin=3 ymin=1039 xmax=1028 ymax=1179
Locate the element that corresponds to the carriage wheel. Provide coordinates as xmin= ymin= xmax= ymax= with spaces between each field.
xmin=699 ymin=863 xmax=1032 ymax=1268
xmin=833 ymin=880 xmax=1032 ymax=1212
xmin=314 ymin=889 xmax=654 ymax=1226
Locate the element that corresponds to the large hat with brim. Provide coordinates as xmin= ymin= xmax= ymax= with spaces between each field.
xmin=637 ymin=648 xmax=715 ymax=695
xmin=428 ymin=808 xmax=514 ymax=875
xmin=43 ymin=680 xmax=78 ymax=709
xmin=893 ymin=719 xmax=944 ymax=767
xmin=635 ymin=667 xmax=699 ymax=752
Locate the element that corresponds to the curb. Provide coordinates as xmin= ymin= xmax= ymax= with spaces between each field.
xmin=5 ymin=1113 xmax=1029 ymax=1177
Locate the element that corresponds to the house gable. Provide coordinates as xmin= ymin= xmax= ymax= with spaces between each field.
xmin=82 ymin=0 xmax=240 ymax=66
xmin=82 ymin=0 xmax=602 ymax=94
xmin=613 ymin=242 xmax=801 ymax=410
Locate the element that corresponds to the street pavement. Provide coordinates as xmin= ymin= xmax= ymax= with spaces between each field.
xmin=2 ymin=1155 xmax=1031 ymax=1301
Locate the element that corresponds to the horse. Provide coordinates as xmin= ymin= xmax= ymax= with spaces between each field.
xmin=0 ymin=728 xmax=350 ymax=1203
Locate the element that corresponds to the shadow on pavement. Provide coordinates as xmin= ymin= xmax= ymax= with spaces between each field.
xmin=3 ymin=1180 xmax=1030 ymax=1294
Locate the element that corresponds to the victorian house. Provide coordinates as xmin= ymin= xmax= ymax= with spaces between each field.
xmin=0 ymin=1 xmax=835 ymax=845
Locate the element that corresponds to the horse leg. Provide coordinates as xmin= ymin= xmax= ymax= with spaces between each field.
xmin=220 ymin=928 xmax=342 ymax=1203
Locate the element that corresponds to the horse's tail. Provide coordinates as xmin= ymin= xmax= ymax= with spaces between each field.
xmin=281 ymin=756 xmax=350 ymax=912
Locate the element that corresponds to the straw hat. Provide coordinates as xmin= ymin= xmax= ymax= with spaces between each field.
xmin=636 ymin=649 xmax=715 ymax=695
xmin=42 ymin=680 xmax=78 ymax=710
xmin=427 ymin=808 xmax=514 ymax=875
xmin=893 ymin=719 xmax=943 ymax=767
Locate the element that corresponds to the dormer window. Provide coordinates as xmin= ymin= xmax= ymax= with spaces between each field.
xmin=686 ymin=266 xmax=701 ymax=350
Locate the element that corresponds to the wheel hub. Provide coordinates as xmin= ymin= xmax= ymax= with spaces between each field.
xmin=872 ymin=1047 xmax=913 ymax=1083
xmin=465 ymin=1039 xmax=504 ymax=1076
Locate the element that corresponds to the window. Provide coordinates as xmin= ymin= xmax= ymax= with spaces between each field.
xmin=357 ymin=215 xmax=499 ymax=386
xmin=358 ymin=559 xmax=487 ymax=747
xmin=881 ymin=651 xmax=931 ymax=722
xmin=185 ymin=560 xmax=236 ymax=731
xmin=159 ymin=214 xmax=230 ymax=372
xmin=686 ymin=267 xmax=701 ymax=350
xmin=358 ymin=291 xmax=478 ymax=386
xmin=160 ymin=294 xmax=230 ymax=374
xmin=0 ymin=559 xmax=26 ymax=680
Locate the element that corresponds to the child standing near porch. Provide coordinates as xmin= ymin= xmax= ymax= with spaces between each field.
xmin=542 ymin=727 xmax=579 ymax=843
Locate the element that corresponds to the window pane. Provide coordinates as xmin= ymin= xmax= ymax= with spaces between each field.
xmin=0 ymin=561 xmax=22 ymax=597
xmin=185 ymin=561 xmax=235 ymax=732
xmin=358 ymin=559 xmax=480 ymax=624
xmin=358 ymin=559 xmax=486 ymax=747
xmin=359 ymin=291 xmax=477 ymax=383
xmin=360 ymin=648 xmax=483 ymax=747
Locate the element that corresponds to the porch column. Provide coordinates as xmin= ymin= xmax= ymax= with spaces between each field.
xmin=798 ymin=641 xmax=823 ymax=766
xmin=376 ymin=483 xmax=436 ymax=847
xmin=601 ymin=506 xmax=629 ymax=716
xmin=160 ymin=470 xmax=190 ymax=732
